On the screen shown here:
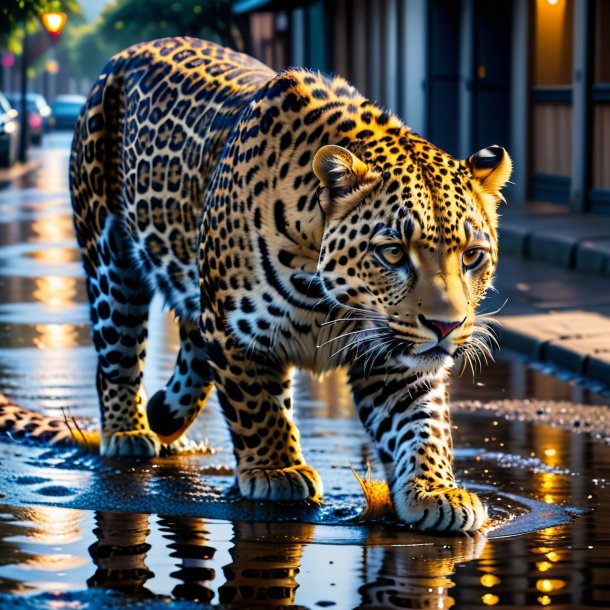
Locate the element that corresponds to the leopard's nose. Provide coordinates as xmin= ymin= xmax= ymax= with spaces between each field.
xmin=419 ymin=315 xmax=465 ymax=340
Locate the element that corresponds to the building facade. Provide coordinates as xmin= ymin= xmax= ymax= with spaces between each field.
xmin=235 ymin=0 xmax=610 ymax=217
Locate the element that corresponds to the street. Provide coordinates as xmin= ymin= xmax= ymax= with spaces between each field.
xmin=0 ymin=133 xmax=608 ymax=608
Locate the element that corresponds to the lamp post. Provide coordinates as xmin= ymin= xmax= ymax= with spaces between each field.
xmin=17 ymin=10 xmax=67 ymax=164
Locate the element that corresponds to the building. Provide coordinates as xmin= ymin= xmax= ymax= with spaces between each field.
xmin=234 ymin=0 xmax=610 ymax=217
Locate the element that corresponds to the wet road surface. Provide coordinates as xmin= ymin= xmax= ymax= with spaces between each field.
xmin=0 ymin=133 xmax=609 ymax=608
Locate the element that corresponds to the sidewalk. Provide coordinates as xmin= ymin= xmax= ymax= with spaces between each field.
xmin=495 ymin=204 xmax=610 ymax=387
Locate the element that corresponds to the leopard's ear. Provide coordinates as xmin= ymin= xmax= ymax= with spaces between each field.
xmin=313 ymin=145 xmax=381 ymax=221
xmin=465 ymin=145 xmax=512 ymax=201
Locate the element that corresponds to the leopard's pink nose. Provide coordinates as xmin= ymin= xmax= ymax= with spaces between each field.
xmin=419 ymin=315 xmax=465 ymax=340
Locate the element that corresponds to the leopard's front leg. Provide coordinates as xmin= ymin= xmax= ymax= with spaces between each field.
xmin=350 ymin=367 xmax=486 ymax=533
xmin=208 ymin=339 xmax=323 ymax=503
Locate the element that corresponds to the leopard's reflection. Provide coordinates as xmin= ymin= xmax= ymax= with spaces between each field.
xmin=358 ymin=532 xmax=486 ymax=609
xmin=87 ymin=512 xmax=313 ymax=606
xmin=86 ymin=511 xmax=485 ymax=608
xmin=218 ymin=521 xmax=313 ymax=607
xmin=87 ymin=512 xmax=154 ymax=597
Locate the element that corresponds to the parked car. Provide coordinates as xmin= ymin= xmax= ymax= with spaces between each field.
xmin=5 ymin=92 xmax=51 ymax=146
xmin=0 ymin=92 xmax=19 ymax=168
xmin=50 ymin=95 xmax=86 ymax=130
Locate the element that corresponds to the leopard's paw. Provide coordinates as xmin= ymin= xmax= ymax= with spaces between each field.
xmin=102 ymin=430 xmax=160 ymax=458
xmin=238 ymin=464 xmax=323 ymax=502
xmin=393 ymin=477 xmax=487 ymax=533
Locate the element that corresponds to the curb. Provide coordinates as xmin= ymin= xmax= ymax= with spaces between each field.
xmin=499 ymin=214 xmax=610 ymax=278
xmin=497 ymin=311 xmax=610 ymax=386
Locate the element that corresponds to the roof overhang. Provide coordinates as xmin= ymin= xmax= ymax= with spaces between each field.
xmin=232 ymin=0 xmax=313 ymax=14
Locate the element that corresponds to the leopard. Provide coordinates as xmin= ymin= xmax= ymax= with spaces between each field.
xmin=4 ymin=37 xmax=512 ymax=533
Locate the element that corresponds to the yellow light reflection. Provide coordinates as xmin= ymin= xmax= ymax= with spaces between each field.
xmin=536 ymin=579 xmax=566 ymax=593
xmin=34 ymin=324 xmax=79 ymax=349
xmin=23 ymin=506 xmax=83 ymax=546
xmin=546 ymin=551 xmax=560 ymax=562
xmin=480 ymin=574 xmax=501 ymax=587
xmin=33 ymin=276 xmax=77 ymax=309
xmin=544 ymin=448 xmax=556 ymax=457
xmin=481 ymin=593 xmax=499 ymax=606
xmin=29 ymin=246 xmax=77 ymax=266
xmin=18 ymin=553 xmax=87 ymax=571
xmin=31 ymin=216 xmax=74 ymax=243
xmin=536 ymin=561 xmax=553 ymax=572
xmin=538 ymin=595 xmax=552 ymax=606
xmin=544 ymin=495 xmax=555 ymax=504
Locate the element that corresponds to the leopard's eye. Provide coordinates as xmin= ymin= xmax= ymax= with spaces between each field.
xmin=462 ymin=248 xmax=487 ymax=271
xmin=376 ymin=244 xmax=407 ymax=269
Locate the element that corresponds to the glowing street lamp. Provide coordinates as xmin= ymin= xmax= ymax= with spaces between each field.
xmin=40 ymin=11 xmax=68 ymax=43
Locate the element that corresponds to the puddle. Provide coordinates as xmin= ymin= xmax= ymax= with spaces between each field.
xmin=0 ymin=133 xmax=609 ymax=608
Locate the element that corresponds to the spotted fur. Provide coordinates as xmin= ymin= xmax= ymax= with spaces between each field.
xmin=12 ymin=37 xmax=513 ymax=532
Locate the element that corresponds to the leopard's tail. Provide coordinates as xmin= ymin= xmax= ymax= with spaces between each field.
xmin=0 ymin=392 xmax=99 ymax=451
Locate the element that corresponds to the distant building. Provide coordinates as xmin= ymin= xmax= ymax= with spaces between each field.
xmin=234 ymin=0 xmax=610 ymax=217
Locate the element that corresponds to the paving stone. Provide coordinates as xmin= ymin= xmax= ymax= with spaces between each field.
xmin=497 ymin=311 xmax=610 ymax=359
xmin=500 ymin=214 xmax=610 ymax=269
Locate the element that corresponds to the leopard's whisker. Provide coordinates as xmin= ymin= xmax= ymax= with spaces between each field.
xmin=328 ymin=332 xmax=390 ymax=361
xmin=316 ymin=327 xmax=390 ymax=349
xmin=475 ymin=298 xmax=509 ymax=318
xmin=320 ymin=316 xmax=386 ymax=328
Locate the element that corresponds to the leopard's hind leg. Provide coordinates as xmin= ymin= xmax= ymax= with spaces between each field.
xmin=85 ymin=218 xmax=159 ymax=457
xmin=147 ymin=320 xmax=214 ymax=445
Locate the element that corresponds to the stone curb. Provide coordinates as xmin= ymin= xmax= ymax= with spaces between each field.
xmin=497 ymin=311 xmax=610 ymax=385
xmin=499 ymin=214 xmax=610 ymax=277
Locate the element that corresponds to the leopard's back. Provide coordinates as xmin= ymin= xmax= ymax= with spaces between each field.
xmin=70 ymin=37 xmax=275 ymax=317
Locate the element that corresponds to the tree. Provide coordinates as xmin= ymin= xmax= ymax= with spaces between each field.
xmin=63 ymin=0 xmax=246 ymax=85
xmin=97 ymin=0 xmax=243 ymax=51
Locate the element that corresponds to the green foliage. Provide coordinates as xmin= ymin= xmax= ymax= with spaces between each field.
xmin=0 ymin=0 xmax=81 ymax=52
xmin=63 ymin=0 xmax=243 ymax=84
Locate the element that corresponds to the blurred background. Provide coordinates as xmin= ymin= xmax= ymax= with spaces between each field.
xmin=1 ymin=0 xmax=607 ymax=215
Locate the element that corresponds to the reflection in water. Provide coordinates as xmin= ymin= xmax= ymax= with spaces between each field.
xmin=33 ymin=276 xmax=77 ymax=310
xmin=0 ymin=505 xmax=86 ymax=594
xmin=158 ymin=515 xmax=216 ymax=603
xmin=218 ymin=521 xmax=314 ymax=607
xmin=87 ymin=512 xmax=155 ymax=598
xmin=359 ymin=533 xmax=485 ymax=610
xmin=33 ymin=324 xmax=80 ymax=350
xmin=30 ymin=215 xmax=75 ymax=245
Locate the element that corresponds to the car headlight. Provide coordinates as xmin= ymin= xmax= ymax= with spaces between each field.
xmin=40 ymin=106 xmax=51 ymax=118
xmin=3 ymin=121 xmax=16 ymax=134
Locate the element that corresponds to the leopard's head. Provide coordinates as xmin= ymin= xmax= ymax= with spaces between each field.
xmin=313 ymin=139 xmax=512 ymax=374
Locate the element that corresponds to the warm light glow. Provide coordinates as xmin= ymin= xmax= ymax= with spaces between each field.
xmin=538 ymin=595 xmax=552 ymax=606
xmin=547 ymin=0 xmax=559 ymax=4
xmin=34 ymin=323 xmax=79 ymax=349
xmin=22 ymin=506 xmax=83 ymax=545
xmin=33 ymin=276 xmax=77 ymax=309
xmin=40 ymin=11 xmax=67 ymax=36
xmin=544 ymin=448 xmax=556 ymax=457
xmin=18 ymin=553 xmax=87 ymax=572
xmin=536 ymin=579 xmax=566 ymax=593
xmin=481 ymin=593 xmax=500 ymax=606
xmin=546 ymin=551 xmax=559 ymax=563
xmin=45 ymin=59 xmax=60 ymax=74
xmin=536 ymin=561 xmax=553 ymax=572
xmin=544 ymin=495 xmax=555 ymax=504
xmin=480 ymin=574 xmax=501 ymax=587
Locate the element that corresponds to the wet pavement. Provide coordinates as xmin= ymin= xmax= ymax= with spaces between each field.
xmin=0 ymin=133 xmax=609 ymax=608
